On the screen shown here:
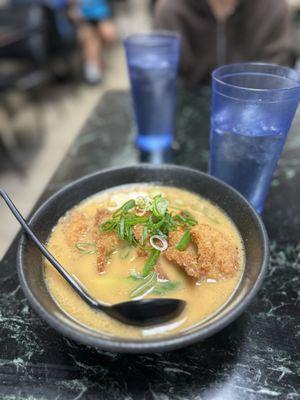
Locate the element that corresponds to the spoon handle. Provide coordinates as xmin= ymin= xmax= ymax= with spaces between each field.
xmin=0 ymin=188 xmax=99 ymax=308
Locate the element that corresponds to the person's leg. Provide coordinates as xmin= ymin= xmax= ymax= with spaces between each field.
xmin=97 ymin=19 xmax=117 ymax=46
xmin=78 ymin=22 xmax=102 ymax=84
xmin=95 ymin=19 xmax=117 ymax=70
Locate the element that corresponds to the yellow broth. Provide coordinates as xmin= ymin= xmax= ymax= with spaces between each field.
xmin=44 ymin=185 xmax=244 ymax=339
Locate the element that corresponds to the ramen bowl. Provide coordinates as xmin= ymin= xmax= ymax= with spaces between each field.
xmin=17 ymin=165 xmax=269 ymax=353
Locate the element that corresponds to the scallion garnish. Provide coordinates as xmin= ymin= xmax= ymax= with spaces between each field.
xmin=129 ymin=272 xmax=180 ymax=298
xmin=176 ymin=230 xmax=191 ymax=251
xmin=101 ymin=219 xmax=117 ymax=231
xmin=153 ymin=280 xmax=180 ymax=295
xmin=136 ymin=196 xmax=149 ymax=210
xmin=128 ymin=271 xmax=143 ymax=281
xmin=141 ymin=226 xmax=148 ymax=246
xmin=113 ymin=199 xmax=136 ymax=217
xmin=150 ymin=235 xmax=168 ymax=251
xmin=174 ymin=211 xmax=197 ymax=227
xmin=142 ymin=249 xmax=161 ymax=277
xmin=75 ymin=242 xmax=96 ymax=254
xmin=118 ymin=216 xmax=125 ymax=240
xmin=130 ymin=272 xmax=157 ymax=298
xmin=151 ymin=195 xmax=169 ymax=217
xmin=99 ymin=194 xmax=198 ymax=274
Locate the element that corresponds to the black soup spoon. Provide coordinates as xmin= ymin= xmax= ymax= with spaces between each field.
xmin=0 ymin=189 xmax=186 ymax=326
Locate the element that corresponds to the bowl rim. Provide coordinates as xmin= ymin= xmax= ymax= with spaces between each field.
xmin=17 ymin=164 xmax=269 ymax=353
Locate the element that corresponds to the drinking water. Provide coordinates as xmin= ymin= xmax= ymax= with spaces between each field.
xmin=128 ymin=60 xmax=176 ymax=151
xmin=210 ymin=118 xmax=286 ymax=212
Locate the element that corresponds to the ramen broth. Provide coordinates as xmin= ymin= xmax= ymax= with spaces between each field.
xmin=44 ymin=185 xmax=244 ymax=339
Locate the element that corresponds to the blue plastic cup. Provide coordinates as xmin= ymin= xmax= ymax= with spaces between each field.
xmin=124 ymin=31 xmax=180 ymax=152
xmin=209 ymin=63 xmax=300 ymax=213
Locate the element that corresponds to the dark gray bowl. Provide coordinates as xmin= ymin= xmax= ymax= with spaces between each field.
xmin=17 ymin=165 xmax=269 ymax=353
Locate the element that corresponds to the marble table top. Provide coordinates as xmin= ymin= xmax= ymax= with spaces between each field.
xmin=0 ymin=89 xmax=299 ymax=399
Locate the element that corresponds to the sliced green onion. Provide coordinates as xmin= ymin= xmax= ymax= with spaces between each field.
xmin=187 ymin=219 xmax=198 ymax=227
xmin=174 ymin=214 xmax=186 ymax=224
xmin=118 ymin=216 xmax=125 ymax=240
xmin=181 ymin=211 xmax=198 ymax=226
xmin=98 ymin=197 xmax=198 ymax=264
xmin=150 ymin=235 xmax=168 ymax=251
xmin=153 ymin=281 xmax=180 ymax=295
xmin=113 ymin=199 xmax=136 ymax=217
xmin=142 ymin=249 xmax=161 ymax=277
xmin=127 ymin=270 xmax=143 ymax=281
xmin=151 ymin=217 xmax=165 ymax=231
xmin=156 ymin=229 xmax=167 ymax=238
xmin=136 ymin=196 xmax=149 ymax=210
xmin=152 ymin=195 xmax=169 ymax=217
xmin=100 ymin=219 xmax=117 ymax=231
xmin=126 ymin=215 xmax=149 ymax=225
xmin=141 ymin=226 xmax=147 ymax=246
xmin=130 ymin=272 xmax=157 ymax=298
xmin=75 ymin=242 xmax=96 ymax=254
xmin=174 ymin=213 xmax=197 ymax=228
xmin=176 ymin=230 xmax=191 ymax=251
xmin=129 ymin=273 xmax=179 ymax=297
xmin=181 ymin=210 xmax=192 ymax=218
xmin=163 ymin=213 xmax=178 ymax=231
xmin=127 ymin=225 xmax=133 ymax=244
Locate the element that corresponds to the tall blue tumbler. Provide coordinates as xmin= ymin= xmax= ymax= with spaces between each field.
xmin=210 ymin=63 xmax=300 ymax=213
xmin=124 ymin=32 xmax=180 ymax=153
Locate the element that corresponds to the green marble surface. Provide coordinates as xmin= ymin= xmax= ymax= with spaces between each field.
xmin=0 ymin=89 xmax=299 ymax=399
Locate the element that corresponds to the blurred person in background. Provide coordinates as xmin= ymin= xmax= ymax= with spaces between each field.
xmin=154 ymin=0 xmax=294 ymax=87
xmin=69 ymin=0 xmax=117 ymax=84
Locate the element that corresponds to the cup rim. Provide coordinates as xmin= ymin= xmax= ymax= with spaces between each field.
xmin=212 ymin=62 xmax=300 ymax=94
xmin=123 ymin=30 xmax=180 ymax=47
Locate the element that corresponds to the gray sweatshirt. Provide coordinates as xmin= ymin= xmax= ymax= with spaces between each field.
xmin=154 ymin=0 xmax=294 ymax=86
